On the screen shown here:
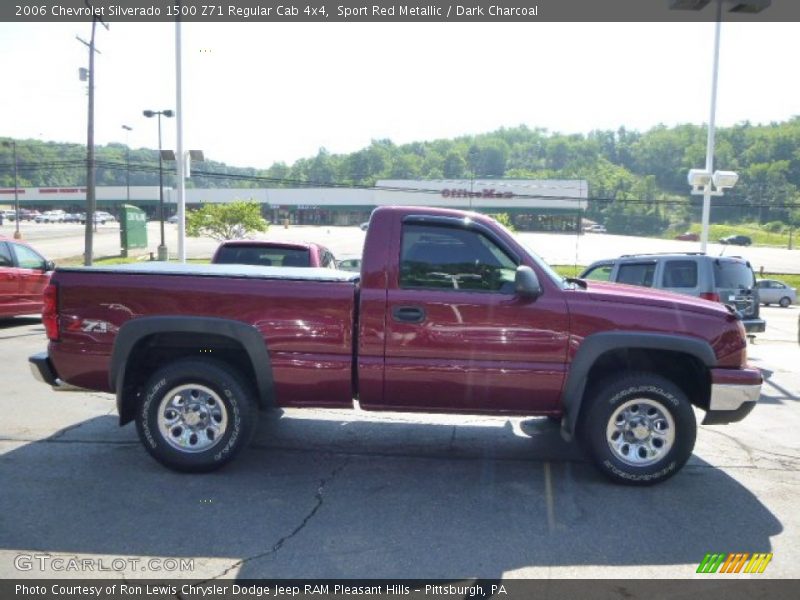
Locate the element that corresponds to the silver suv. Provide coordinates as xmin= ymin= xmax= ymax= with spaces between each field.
xmin=579 ymin=252 xmax=766 ymax=334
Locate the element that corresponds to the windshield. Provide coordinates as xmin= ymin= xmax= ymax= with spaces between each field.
xmin=488 ymin=219 xmax=567 ymax=287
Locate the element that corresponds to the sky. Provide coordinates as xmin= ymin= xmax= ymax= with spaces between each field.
xmin=1 ymin=21 xmax=799 ymax=169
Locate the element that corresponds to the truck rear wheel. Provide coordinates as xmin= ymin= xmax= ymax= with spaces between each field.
xmin=135 ymin=358 xmax=257 ymax=472
xmin=579 ymin=372 xmax=696 ymax=485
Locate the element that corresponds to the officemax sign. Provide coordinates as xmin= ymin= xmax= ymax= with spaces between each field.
xmin=441 ymin=188 xmax=514 ymax=199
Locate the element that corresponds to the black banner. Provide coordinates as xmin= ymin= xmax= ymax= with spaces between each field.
xmin=3 ymin=580 xmax=799 ymax=600
xmin=3 ymin=0 xmax=799 ymax=23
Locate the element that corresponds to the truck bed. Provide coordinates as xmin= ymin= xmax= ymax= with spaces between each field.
xmin=49 ymin=263 xmax=359 ymax=408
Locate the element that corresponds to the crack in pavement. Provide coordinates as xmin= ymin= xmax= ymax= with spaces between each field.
xmin=701 ymin=427 xmax=800 ymax=465
xmin=206 ymin=457 xmax=351 ymax=581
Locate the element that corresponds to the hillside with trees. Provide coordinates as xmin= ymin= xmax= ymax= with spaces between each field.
xmin=2 ymin=117 xmax=799 ymax=235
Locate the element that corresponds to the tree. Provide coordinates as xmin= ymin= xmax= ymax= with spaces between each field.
xmin=186 ymin=200 xmax=269 ymax=241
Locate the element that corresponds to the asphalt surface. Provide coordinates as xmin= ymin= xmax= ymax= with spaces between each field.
xmin=3 ymin=221 xmax=799 ymax=274
xmin=0 ymin=306 xmax=797 ymax=580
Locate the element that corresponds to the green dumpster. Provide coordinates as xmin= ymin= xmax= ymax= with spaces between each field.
xmin=119 ymin=204 xmax=148 ymax=258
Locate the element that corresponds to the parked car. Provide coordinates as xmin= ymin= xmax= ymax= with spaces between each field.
xmin=35 ymin=210 xmax=66 ymax=224
xmin=0 ymin=237 xmax=54 ymax=318
xmin=579 ymin=253 xmax=765 ymax=334
xmin=675 ymin=231 xmax=700 ymax=242
xmin=80 ymin=211 xmax=115 ymax=225
xmin=30 ymin=207 xmax=762 ymax=485
xmin=359 ymin=222 xmax=369 ymax=231
xmin=212 ymin=240 xmax=337 ymax=269
xmin=167 ymin=214 xmax=179 ymax=224
xmin=63 ymin=213 xmax=82 ymax=223
xmin=720 ymin=235 xmax=752 ymax=246
xmin=336 ymin=256 xmax=362 ymax=272
xmin=756 ymin=279 xmax=797 ymax=307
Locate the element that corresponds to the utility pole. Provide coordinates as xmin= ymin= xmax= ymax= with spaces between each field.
xmin=76 ymin=2 xmax=108 ymax=266
xmin=122 ymin=125 xmax=132 ymax=204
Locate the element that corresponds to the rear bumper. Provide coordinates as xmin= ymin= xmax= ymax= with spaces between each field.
xmin=29 ymin=351 xmax=84 ymax=391
xmin=29 ymin=352 xmax=58 ymax=386
xmin=703 ymin=366 xmax=762 ymax=425
xmin=742 ymin=318 xmax=766 ymax=333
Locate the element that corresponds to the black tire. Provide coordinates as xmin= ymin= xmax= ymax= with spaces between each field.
xmin=135 ymin=358 xmax=258 ymax=472
xmin=578 ymin=372 xmax=696 ymax=486
xmin=779 ymin=297 xmax=791 ymax=308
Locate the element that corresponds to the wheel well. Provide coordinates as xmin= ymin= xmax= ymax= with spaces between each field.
xmin=118 ymin=332 xmax=260 ymax=424
xmin=583 ymin=348 xmax=711 ymax=411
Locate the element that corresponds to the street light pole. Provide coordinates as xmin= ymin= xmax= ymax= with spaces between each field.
xmin=143 ymin=109 xmax=174 ymax=261
xmin=669 ymin=1 xmax=772 ymax=252
xmin=699 ymin=0 xmax=723 ymax=253
xmin=122 ymin=125 xmax=132 ymax=204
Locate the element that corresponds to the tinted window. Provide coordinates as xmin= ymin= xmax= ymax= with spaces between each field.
xmin=617 ymin=262 xmax=656 ymax=287
xmin=714 ymin=260 xmax=755 ymax=289
xmin=400 ymin=224 xmax=517 ymax=293
xmin=0 ymin=243 xmax=12 ymax=267
xmin=214 ymin=245 xmax=311 ymax=267
xmin=11 ymin=243 xmax=45 ymax=270
xmin=583 ymin=264 xmax=613 ymax=281
xmin=662 ymin=260 xmax=698 ymax=288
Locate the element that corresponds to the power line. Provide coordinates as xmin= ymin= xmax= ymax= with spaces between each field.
xmin=3 ymin=159 xmax=800 ymax=210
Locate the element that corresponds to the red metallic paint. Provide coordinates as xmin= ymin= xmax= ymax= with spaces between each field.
xmin=43 ymin=205 xmax=755 ymax=419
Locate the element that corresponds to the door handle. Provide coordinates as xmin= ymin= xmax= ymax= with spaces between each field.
xmin=392 ymin=306 xmax=426 ymax=323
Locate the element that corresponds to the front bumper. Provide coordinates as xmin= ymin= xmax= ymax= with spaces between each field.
xmin=703 ymin=366 xmax=762 ymax=425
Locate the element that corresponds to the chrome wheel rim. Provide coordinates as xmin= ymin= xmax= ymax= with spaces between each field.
xmin=606 ymin=398 xmax=675 ymax=467
xmin=157 ymin=384 xmax=228 ymax=453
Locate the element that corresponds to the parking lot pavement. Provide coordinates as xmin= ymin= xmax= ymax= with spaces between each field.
xmin=1 ymin=316 xmax=798 ymax=580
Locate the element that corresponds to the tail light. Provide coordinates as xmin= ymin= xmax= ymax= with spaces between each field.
xmin=42 ymin=283 xmax=59 ymax=341
xmin=700 ymin=292 xmax=720 ymax=302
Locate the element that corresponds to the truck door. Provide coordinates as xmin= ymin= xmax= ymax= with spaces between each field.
xmin=366 ymin=217 xmax=569 ymax=414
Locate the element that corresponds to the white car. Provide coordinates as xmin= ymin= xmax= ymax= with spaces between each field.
xmin=756 ymin=279 xmax=797 ymax=308
xmin=35 ymin=210 xmax=66 ymax=223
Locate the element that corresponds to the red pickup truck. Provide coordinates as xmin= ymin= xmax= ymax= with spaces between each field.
xmin=29 ymin=206 xmax=761 ymax=485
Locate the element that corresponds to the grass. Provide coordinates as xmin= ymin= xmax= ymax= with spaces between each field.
xmin=57 ymin=255 xmax=211 ymax=266
xmin=682 ymin=223 xmax=794 ymax=248
xmin=552 ymin=264 xmax=586 ymax=278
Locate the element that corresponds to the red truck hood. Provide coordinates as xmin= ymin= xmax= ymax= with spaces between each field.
xmin=582 ymin=280 xmax=730 ymax=317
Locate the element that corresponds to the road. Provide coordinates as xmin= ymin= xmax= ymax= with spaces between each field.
xmin=0 ymin=306 xmax=797 ymax=580
xmin=4 ymin=221 xmax=799 ymax=273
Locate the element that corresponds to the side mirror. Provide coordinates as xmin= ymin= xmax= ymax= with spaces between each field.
xmin=44 ymin=260 xmax=55 ymax=272
xmin=515 ymin=265 xmax=542 ymax=299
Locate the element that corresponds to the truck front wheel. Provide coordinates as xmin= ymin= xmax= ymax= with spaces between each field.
xmin=135 ymin=358 xmax=257 ymax=472
xmin=580 ymin=373 xmax=696 ymax=485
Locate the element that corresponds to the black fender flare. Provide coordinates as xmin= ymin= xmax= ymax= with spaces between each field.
xmin=110 ymin=316 xmax=274 ymax=423
xmin=562 ymin=331 xmax=717 ymax=436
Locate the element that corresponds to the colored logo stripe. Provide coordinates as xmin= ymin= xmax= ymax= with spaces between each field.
xmin=697 ymin=552 xmax=772 ymax=574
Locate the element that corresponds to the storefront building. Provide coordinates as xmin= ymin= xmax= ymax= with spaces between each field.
xmin=2 ymin=178 xmax=587 ymax=232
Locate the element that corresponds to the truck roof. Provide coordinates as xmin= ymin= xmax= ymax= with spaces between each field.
xmin=56 ymin=262 xmax=359 ymax=283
